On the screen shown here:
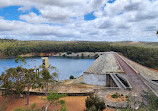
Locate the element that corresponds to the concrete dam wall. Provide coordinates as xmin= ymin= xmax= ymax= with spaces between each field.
xmin=83 ymin=73 xmax=106 ymax=86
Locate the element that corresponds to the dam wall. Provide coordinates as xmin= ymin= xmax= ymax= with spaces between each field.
xmin=83 ymin=73 xmax=106 ymax=86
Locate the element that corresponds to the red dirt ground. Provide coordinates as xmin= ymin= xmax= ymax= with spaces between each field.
xmin=0 ymin=95 xmax=115 ymax=111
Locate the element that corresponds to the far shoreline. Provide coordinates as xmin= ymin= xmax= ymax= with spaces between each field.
xmin=0 ymin=52 xmax=104 ymax=59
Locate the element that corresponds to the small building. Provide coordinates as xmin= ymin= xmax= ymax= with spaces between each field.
xmin=42 ymin=57 xmax=49 ymax=68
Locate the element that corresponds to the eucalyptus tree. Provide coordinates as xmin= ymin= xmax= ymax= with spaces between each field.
xmin=24 ymin=68 xmax=41 ymax=106
xmin=0 ymin=56 xmax=42 ymax=109
xmin=40 ymin=65 xmax=59 ymax=94
xmin=0 ymin=67 xmax=26 ymax=96
xmin=39 ymin=65 xmax=59 ymax=111
xmin=0 ymin=67 xmax=41 ymax=106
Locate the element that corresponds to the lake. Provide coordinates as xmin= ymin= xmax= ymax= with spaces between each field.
xmin=0 ymin=56 xmax=95 ymax=80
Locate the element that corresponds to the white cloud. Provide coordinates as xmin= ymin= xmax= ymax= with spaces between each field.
xmin=0 ymin=0 xmax=158 ymax=41
xmin=40 ymin=6 xmax=75 ymax=20
xmin=20 ymin=13 xmax=47 ymax=24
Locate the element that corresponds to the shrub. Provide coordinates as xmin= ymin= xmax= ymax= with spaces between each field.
xmin=31 ymin=103 xmax=36 ymax=109
xmin=70 ymin=75 xmax=75 ymax=79
xmin=61 ymin=105 xmax=67 ymax=111
xmin=60 ymin=100 xmax=66 ymax=111
xmin=112 ymin=94 xmax=116 ymax=98
xmin=60 ymin=100 xmax=66 ymax=105
xmin=85 ymin=94 xmax=106 ymax=111
xmin=47 ymin=92 xmax=66 ymax=101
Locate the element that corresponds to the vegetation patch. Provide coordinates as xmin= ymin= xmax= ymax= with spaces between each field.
xmin=69 ymin=75 xmax=75 ymax=79
xmin=106 ymin=93 xmax=126 ymax=102
xmin=85 ymin=94 xmax=106 ymax=111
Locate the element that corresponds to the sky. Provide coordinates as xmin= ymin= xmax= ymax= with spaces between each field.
xmin=0 ymin=0 xmax=158 ymax=41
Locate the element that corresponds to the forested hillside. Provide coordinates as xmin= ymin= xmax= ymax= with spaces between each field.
xmin=0 ymin=39 xmax=158 ymax=70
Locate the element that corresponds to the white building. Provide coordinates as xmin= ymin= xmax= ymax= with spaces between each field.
xmin=83 ymin=52 xmax=124 ymax=86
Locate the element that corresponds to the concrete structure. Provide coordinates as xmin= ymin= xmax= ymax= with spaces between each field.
xmin=83 ymin=52 xmax=127 ymax=87
xmin=84 ymin=52 xmax=123 ymax=74
xmin=42 ymin=57 xmax=49 ymax=68
xmin=83 ymin=73 xmax=107 ymax=86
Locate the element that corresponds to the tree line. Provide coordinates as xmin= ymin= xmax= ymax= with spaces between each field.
xmin=0 ymin=39 xmax=158 ymax=69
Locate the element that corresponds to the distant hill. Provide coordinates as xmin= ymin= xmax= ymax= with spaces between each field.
xmin=111 ymin=41 xmax=158 ymax=48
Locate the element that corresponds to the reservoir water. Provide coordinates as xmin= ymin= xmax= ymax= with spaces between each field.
xmin=0 ymin=56 xmax=94 ymax=80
